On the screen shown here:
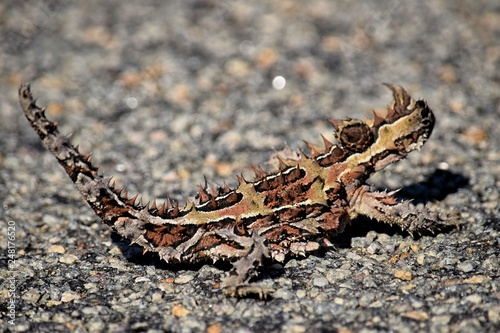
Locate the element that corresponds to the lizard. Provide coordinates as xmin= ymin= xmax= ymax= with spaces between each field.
xmin=18 ymin=83 xmax=446 ymax=297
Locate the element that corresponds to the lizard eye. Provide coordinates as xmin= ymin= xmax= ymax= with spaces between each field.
xmin=418 ymin=105 xmax=434 ymax=128
xmin=336 ymin=121 xmax=373 ymax=152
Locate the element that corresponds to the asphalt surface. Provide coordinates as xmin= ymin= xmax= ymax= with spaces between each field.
xmin=1 ymin=1 xmax=499 ymax=332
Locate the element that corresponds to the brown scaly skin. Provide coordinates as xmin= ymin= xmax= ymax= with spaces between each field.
xmin=19 ymin=83 xmax=447 ymax=298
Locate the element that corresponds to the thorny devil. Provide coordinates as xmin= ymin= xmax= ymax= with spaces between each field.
xmin=19 ymin=83 xmax=449 ymax=298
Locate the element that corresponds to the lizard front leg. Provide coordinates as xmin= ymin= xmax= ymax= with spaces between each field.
xmin=348 ymin=185 xmax=449 ymax=235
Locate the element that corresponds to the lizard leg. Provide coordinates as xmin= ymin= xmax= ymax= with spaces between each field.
xmin=349 ymin=185 xmax=450 ymax=235
xmin=219 ymin=231 xmax=274 ymax=298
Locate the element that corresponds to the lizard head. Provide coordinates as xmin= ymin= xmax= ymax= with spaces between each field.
xmin=333 ymin=84 xmax=435 ymax=172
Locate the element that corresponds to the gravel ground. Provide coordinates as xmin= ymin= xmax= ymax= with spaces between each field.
xmin=1 ymin=1 xmax=499 ymax=332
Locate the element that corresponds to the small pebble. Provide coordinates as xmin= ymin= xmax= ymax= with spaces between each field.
xmin=174 ymin=274 xmax=194 ymax=284
xmin=47 ymin=245 xmax=66 ymax=254
xmin=457 ymin=261 xmax=476 ymax=273
xmin=312 ymin=276 xmax=329 ymax=287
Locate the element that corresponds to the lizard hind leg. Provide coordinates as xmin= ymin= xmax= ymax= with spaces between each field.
xmin=220 ymin=231 xmax=275 ymax=298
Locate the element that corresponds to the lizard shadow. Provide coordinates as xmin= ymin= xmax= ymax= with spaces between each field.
xmin=394 ymin=168 xmax=469 ymax=204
